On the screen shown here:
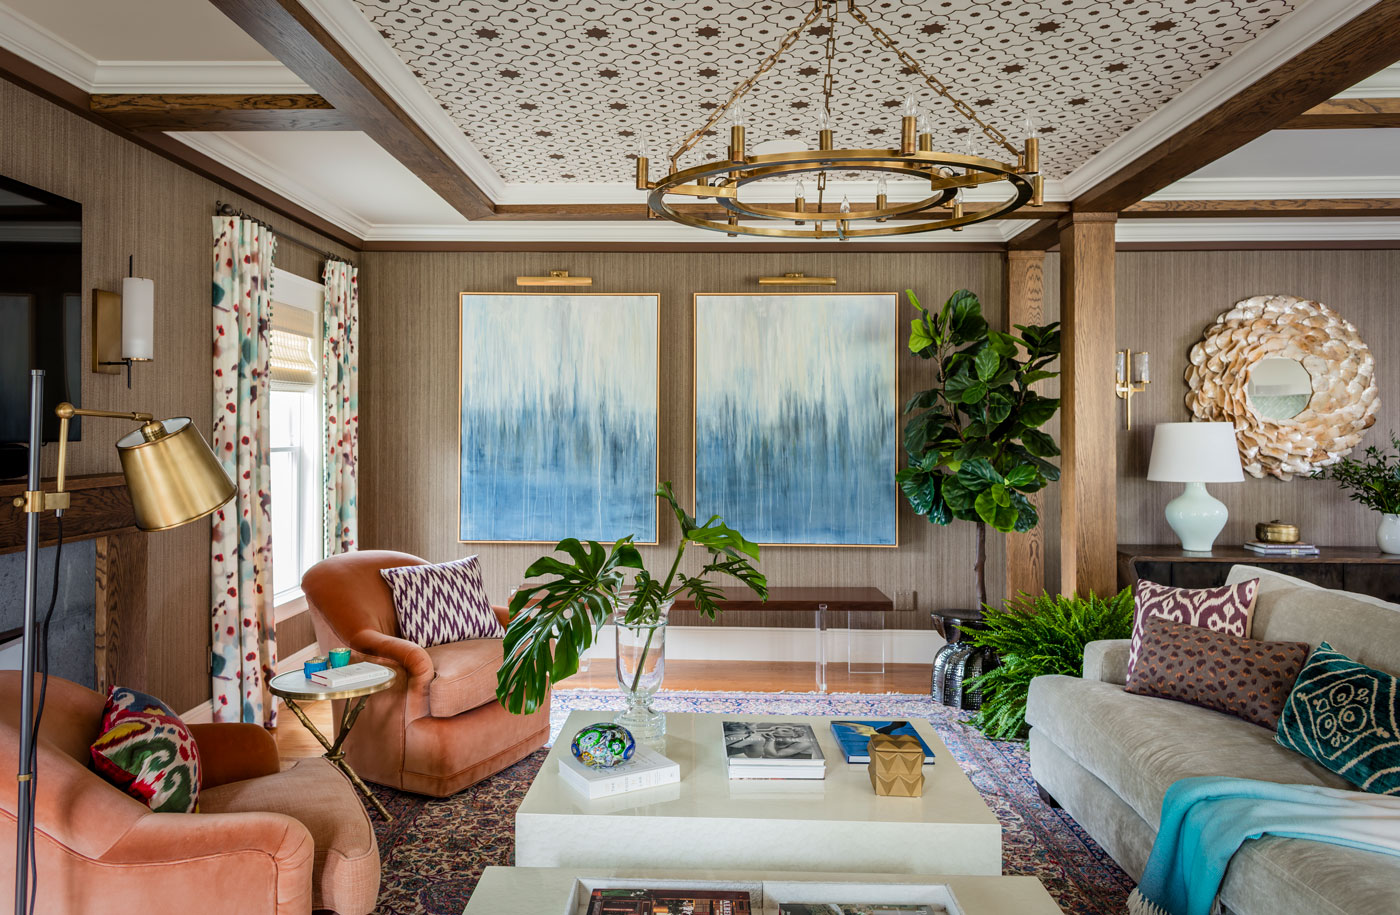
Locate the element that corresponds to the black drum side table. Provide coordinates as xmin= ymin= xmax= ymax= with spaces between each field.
xmin=930 ymin=609 xmax=998 ymax=710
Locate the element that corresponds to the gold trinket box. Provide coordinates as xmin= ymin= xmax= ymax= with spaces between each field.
xmin=1256 ymin=521 xmax=1300 ymax=544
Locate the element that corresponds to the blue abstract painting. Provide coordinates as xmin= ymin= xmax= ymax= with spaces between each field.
xmin=694 ymin=293 xmax=897 ymax=546
xmin=459 ymin=293 xmax=658 ymax=542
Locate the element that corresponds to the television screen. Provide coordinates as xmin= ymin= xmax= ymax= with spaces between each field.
xmin=0 ymin=174 xmax=82 ymax=479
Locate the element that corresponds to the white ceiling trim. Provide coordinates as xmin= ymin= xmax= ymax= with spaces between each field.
xmin=1150 ymin=176 xmax=1400 ymax=201
xmin=298 ymin=0 xmax=505 ymax=200
xmin=358 ymin=220 xmax=1015 ymax=244
xmin=0 ymin=3 xmax=311 ymax=93
xmin=1058 ymin=0 xmax=1383 ymax=201
xmin=172 ymin=132 xmax=375 ymax=238
xmin=1336 ymin=62 xmax=1400 ymax=98
xmin=1116 ymin=218 xmax=1400 ymax=242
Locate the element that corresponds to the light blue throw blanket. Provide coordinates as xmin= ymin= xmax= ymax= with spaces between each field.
xmin=1128 ymin=777 xmax=1400 ymax=915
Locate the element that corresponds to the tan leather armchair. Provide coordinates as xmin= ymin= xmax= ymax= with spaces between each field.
xmin=301 ymin=550 xmax=549 ymax=797
xmin=0 ymin=671 xmax=379 ymax=915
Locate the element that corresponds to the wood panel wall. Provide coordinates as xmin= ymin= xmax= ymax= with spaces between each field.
xmin=358 ymin=251 xmax=1011 ymax=628
xmin=1 ymin=80 xmax=355 ymax=712
xmin=1114 ymin=250 xmax=1400 ymax=548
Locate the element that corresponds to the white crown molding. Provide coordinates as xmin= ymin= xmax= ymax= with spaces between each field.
xmin=358 ymin=219 xmax=1014 ymax=244
xmin=93 ymin=61 xmax=311 ymax=94
xmin=1336 ymin=62 xmax=1400 ymax=98
xmin=1150 ymin=175 xmax=1400 ymax=201
xmin=297 ymin=0 xmax=506 ymax=200
xmin=1116 ymin=218 xmax=1400 ymax=243
xmin=1059 ymin=0 xmax=1383 ymax=200
xmin=0 ymin=3 xmax=99 ymax=90
xmin=0 ymin=2 xmax=311 ymax=94
xmin=173 ymin=133 xmax=375 ymax=238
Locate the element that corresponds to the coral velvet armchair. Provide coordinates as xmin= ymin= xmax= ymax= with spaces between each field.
xmin=0 ymin=671 xmax=379 ymax=915
xmin=301 ymin=550 xmax=549 ymax=797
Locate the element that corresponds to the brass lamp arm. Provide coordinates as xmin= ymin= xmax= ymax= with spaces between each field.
xmin=15 ymin=402 xmax=162 ymax=514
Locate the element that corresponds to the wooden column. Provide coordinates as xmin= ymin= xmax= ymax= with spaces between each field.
xmin=1058 ymin=213 xmax=1118 ymax=597
xmin=1004 ymin=250 xmax=1046 ymax=600
xmin=94 ymin=532 xmax=148 ymax=693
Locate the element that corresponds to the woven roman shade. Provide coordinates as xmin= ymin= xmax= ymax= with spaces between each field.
xmin=269 ymin=302 xmax=319 ymax=391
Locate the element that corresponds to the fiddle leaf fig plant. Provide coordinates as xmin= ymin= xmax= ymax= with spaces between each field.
xmin=496 ymin=482 xmax=767 ymax=715
xmin=896 ymin=288 xmax=1062 ymax=607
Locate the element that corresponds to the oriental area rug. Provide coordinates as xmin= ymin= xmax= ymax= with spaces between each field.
xmin=366 ymin=690 xmax=1134 ymax=915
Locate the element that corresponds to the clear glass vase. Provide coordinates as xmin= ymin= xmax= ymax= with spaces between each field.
xmin=613 ymin=598 xmax=672 ymax=742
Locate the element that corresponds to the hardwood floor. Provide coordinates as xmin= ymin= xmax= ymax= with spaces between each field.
xmin=272 ymin=660 xmax=933 ymax=759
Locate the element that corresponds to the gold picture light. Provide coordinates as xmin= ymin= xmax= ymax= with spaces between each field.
xmin=515 ymin=269 xmax=592 ymax=287
xmin=757 ymin=272 xmax=837 ymax=286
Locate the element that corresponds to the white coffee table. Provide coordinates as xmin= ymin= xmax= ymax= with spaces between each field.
xmin=463 ymin=867 xmax=1059 ymax=915
xmin=516 ymin=711 xmax=1001 ymax=875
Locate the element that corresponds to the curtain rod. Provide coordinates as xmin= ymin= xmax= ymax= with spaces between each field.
xmin=214 ymin=201 xmax=353 ymax=266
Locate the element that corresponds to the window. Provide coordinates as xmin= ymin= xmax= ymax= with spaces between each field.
xmin=268 ymin=270 xmax=326 ymax=605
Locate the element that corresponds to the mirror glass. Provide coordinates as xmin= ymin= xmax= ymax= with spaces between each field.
xmin=1247 ymin=356 xmax=1313 ymax=419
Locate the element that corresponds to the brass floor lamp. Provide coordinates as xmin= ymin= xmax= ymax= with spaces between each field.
xmin=12 ymin=369 xmax=235 ymax=915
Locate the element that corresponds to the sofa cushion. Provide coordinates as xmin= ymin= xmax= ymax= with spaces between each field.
xmin=199 ymin=756 xmax=379 ymax=915
xmin=1026 ymin=674 xmax=1350 ymax=829
xmin=1221 ymin=834 xmax=1400 ymax=915
xmin=1126 ymin=614 xmax=1309 ymax=730
xmin=380 ymin=555 xmax=505 ymax=648
xmin=90 ymin=686 xmax=201 ymax=813
xmin=424 ymin=638 xmax=503 ymax=718
xmin=1277 ymin=642 xmax=1400 ymax=795
xmin=1128 ymin=578 xmax=1258 ymax=677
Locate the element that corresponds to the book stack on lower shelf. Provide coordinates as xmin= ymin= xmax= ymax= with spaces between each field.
xmin=723 ymin=721 xmax=826 ymax=780
xmin=559 ymin=742 xmax=680 ymax=799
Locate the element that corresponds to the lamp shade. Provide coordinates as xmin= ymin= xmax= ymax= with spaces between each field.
xmin=1146 ymin=422 xmax=1244 ymax=484
xmin=116 ymin=417 xmax=235 ymax=531
xmin=120 ymin=277 xmax=154 ymax=361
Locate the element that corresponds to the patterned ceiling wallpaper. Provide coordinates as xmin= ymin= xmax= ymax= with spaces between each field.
xmin=354 ymin=0 xmax=1300 ymax=184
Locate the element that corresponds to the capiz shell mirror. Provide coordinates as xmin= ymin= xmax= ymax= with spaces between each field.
xmin=1185 ymin=294 xmax=1380 ymax=480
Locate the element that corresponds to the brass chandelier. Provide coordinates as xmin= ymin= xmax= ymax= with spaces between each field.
xmin=634 ymin=0 xmax=1045 ymax=239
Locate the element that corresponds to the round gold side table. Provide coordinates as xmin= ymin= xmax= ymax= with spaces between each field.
xmin=269 ymin=663 xmax=396 ymax=820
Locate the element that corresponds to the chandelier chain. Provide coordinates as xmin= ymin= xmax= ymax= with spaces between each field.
xmin=671 ymin=1 xmax=824 ymax=169
xmin=845 ymin=3 xmax=1018 ymax=156
xmin=821 ymin=0 xmax=837 ymax=117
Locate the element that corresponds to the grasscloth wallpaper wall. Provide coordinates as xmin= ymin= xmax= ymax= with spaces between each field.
xmin=359 ymin=251 xmax=1012 ymax=629
xmin=1 ymin=80 xmax=354 ymax=712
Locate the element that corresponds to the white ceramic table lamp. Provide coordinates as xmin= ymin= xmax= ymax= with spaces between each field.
xmin=1147 ymin=422 xmax=1244 ymax=552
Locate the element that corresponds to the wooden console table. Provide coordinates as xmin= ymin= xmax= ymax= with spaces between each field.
xmin=1117 ymin=544 xmax=1400 ymax=603
xmin=672 ymin=586 xmax=893 ymax=690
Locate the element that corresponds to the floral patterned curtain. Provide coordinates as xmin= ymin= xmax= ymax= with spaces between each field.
xmin=322 ymin=261 xmax=359 ymax=555
xmin=210 ymin=215 xmax=277 ymax=726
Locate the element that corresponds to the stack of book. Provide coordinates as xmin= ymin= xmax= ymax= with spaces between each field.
xmin=1243 ymin=539 xmax=1319 ymax=557
xmin=587 ymin=887 xmax=751 ymax=914
xmin=309 ymin=662 xmax=386 ymax=689
xmin=559 ymin=741 xmax=680 ymax=799
xmin=722 ymin=721 xmax=826 ymax=780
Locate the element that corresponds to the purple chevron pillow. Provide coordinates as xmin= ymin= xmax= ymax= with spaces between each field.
xmin=380 ymin=556 xmax=505 ymax=647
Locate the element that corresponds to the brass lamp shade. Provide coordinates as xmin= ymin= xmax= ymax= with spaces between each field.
xmin=116 ymin=417 xmax=235 ymax=531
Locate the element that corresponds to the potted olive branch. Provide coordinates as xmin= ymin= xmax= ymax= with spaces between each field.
xmin=496 ymin=482 xmax=767 ymax=736
xmin=1312 ymin=432 xmax=1400 ymax=554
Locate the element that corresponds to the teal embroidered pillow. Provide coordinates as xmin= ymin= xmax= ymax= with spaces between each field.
xmin=1276 ymin=642 xmax=1400 ymax=795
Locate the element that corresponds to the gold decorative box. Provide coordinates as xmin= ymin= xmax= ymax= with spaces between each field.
xmin=1256 ymin=521 xmax=1300 ymax=544
xmin=868 ymin=734 xmax=925 ymax=797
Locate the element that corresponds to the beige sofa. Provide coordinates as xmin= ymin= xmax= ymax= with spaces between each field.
xmin=1026 ymin=566 xmax=1400 ymax=915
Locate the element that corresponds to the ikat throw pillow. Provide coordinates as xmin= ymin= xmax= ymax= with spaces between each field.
xmin=90 ymin=687 xmax=201 ymax=813
xmin=380 ymin=555 xmax=505 ymax=647
xmin=1126 ymin=613 xmax=1310 ymax=730
xmin=1127 ymin=578 xmax=1259 ymax=678
xmin=1277 ymin=643 xmax=1400 ymax=796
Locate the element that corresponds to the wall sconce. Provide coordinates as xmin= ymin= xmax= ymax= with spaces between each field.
xmin=756 ymin=272 xmax=837 ymax=286
xmin=92 ymin=256 xmax=154 ymax=388
xmin=515 ymin=269 xmax=592 ymax=287
xmin=1115 ymin=348 xmax=1150 ymax=429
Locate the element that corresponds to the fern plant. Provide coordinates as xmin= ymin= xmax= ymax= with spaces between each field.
xmin=965 ymin=588 xmax=1134 ymax=740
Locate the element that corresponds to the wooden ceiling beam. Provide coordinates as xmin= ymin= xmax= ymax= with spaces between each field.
xmin=1123 ymin=198 xmax=1400 ymax=218
xmin=1277 ymin=97 xmax=1400 ymax=129
xmin=1073 ymin=3 xmax=1400 ymax=212
xmin=209 ymin=0 xmax=494 ymax=219
xmin=1007 ymin=218 xmax=1062 ymax=251
xmin=91 ymin=93 xmax=360 ymax=131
